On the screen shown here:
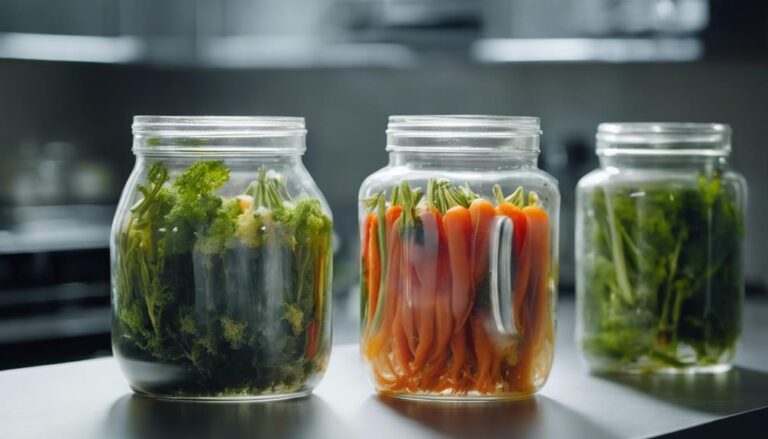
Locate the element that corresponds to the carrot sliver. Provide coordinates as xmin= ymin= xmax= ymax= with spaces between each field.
xmin=392 ymin=308 xmax=412 ymax=378
xmin=365 ymin=216 xmax=403 ymax=359
xmin=496 ymin=203 xmax=532 ymax=333
xmin=400 ymin=239 xmax=419 ymax=356
xmin=430 ymin=216 xmax=453 ymax=362
xmin=412 ymin=211 xmax=439 ymax=370
xmin=508 ymin=206 xmax=551 ymax=393
xmin=386 ymin=206 xmax=403 ymax=232
xmin=443 ymin=206 xmax=472 ymax=330
xmin=469 ymin=199 xmax=496 ymax=285
xmin=366 ymin=215 xmax=381 ymax=329
xmin=496 ymin=203 xmax=528 ymax=256
xmin=469 ymin=316 xmax=492 ymax=393
xmin=448 ymin=325 xmax=467 ymax=382
xmin=361 ymin=213 xmax=373 ymax=318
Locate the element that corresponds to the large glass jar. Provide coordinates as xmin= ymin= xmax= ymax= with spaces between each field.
xmin=111 ymin=116 xmax=333 ymax=400
xmin=358 ymin=115 xmax=560 ymax=400
xmin=576 ymin=123 xmax=746 ymax=374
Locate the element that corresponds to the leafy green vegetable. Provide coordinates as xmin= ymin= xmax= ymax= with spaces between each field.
xmin=578 ymin=171 xmax=744 ymax=371
xmin=113 ymin=161 xmax=332 ymax=397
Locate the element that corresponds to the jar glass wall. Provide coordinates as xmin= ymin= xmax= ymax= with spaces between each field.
xmin=358 ymin=115 xmax=560 ymax=400
xmin=576 ymin=123 xmax=746 ymax=374
xmin=111 ymin=116 xmax=333 ymax=400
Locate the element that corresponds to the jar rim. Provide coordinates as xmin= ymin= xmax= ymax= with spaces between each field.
xmin=132 ymin=115 xmax=307 ymax=155
xmin=596 ymin=122 xmax=731 ymax=157
xmin=386 ymin=115 xmax=541 ymax=153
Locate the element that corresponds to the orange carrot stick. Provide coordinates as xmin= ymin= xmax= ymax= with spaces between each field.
xmin=386 ymin=205 xmax=403 ymax=234
xmin=509 ymin=206 xmax=550 ymax=393
xmin=412 ymin=210 xmax=439 ymax=371
xmin=430 ymin=227 xmax=453 ymax=362
xmin=443 ymin=205 xmax=472 ymax=329
xmin=366 ymin=215 xmax=403 ymax=359
xmin=361 ymin=212 xmax=373 ymax=295
xmin=307 ymin=239 xmax=327 ymax=359
xmin=361 ymin=212 xmax=374 ymax=262
xmin=496 ymin=202 xmax=531 ymax=333
xmin=430 ymin=248 xmax=453 ymax=361
xmin=366 ymin=215 xmax=381 ymax=328
xmin=305 ymin=320 xmax=318 ymax=360
xmin=448 ymin=324 xmax=468 ymax=382
xmin=469 ymin=199 xmax=496 ymax=286
xmin=392 ymin=307 xmax=412 ymax=378
xmin=420 ymin=350 xmax=449 ymax=391
xmin=400 ymin=263 xmax=419 ymax=356
xmin=367 ymin=204 xmax=402 ymax=334
xmin=470 ymin=316 xmax=492 ymax=392
xmin=496 ymin=203 xmax=528 ymax=257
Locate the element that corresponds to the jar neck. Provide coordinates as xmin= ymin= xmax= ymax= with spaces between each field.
xmin=599 ymin=154 xmax=729 ymax=169
xmin=132 ymin=116 xmax=307 ymax=155
xmin=390 ymin=150 xmax=539 ymax=169
xmin=136 ymin=152 xmax=304 ymax=166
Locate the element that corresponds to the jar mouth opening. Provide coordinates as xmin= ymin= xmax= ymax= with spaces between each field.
xmin=596 ymin=122 xmax=731 ymax=157
xmin=132 ymin=116 xmax=307 ymax=154
xmin=386 ymin=115 xmax=541 ymax=153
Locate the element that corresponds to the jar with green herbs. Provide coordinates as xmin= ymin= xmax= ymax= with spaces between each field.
xmin=576 ymin=123 xmax=746 ymax=374
xmin=111 ymin=116 xmax=333 ymax=400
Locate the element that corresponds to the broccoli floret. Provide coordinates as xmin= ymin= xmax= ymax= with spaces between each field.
xmin=220 ymin=317 xmax=248 ymax=350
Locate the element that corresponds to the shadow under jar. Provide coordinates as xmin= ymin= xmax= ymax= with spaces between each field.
xmin=111 ymin=116 xmax=333 ymax=400
xmin=358 ymin=115 xmax=560 ymax=400
xmin=576 ymin=123 xmax=746 ymax=374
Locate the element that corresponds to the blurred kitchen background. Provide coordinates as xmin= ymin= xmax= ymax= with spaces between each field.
xmin=0 ymin=0 xmax=766 ymax=369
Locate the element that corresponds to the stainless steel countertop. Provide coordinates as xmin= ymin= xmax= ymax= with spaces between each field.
xmin=2 ymin=297 xmax=767 ymax=439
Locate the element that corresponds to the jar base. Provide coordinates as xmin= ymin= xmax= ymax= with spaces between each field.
xmin=589 ymin=363 xmax=732 ymax=375
xmin=130 ymin=386 xmax=313 ymax=402
xmin=378 ymin=390 xmax=536 ymax=402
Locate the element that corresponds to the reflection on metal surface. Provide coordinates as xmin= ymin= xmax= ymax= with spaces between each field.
xmin=105 ymin=394 xmax=347 ymax=439
xmin=2 ymin=298 xmax=768 ymax=438
xmin=595 ymin=367 xmax=768 ymax=415
xmin=472 ymin=38 xmax=703 ymax=63
xmin=376 ymin=394 xmax=614 ymax=439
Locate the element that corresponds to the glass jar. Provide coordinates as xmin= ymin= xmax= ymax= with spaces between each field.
xmin=358 ymin=115 xmax=560 ymax=400
xmin=111 ymin=116 xmax=333 ymax=400
xmin=576 ymin=123 xmax=746 ymax=374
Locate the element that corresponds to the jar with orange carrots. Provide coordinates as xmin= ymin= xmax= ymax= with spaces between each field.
xmin=358 ymin=116 xmax=560 ymax=400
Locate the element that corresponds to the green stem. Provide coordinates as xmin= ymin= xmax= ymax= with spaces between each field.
xmin=427 ymin=179 xmax=436 ymax=211
xmin=370 ymin=195 xmax=388 ymax=332
xmin=493 ymin=184 xmax=505 ymax=205
xmin=464 ymin=182 xmax=478 ymax=203
xmin=658 ymin=232 xmax=685 ymax=344
xmin=506 ymin=186 xmax=525 ymax=207
xmin=527 ymin=191 xmax=540 ymax=207
xmin=603 ymin=189 xmax=634 ymax=305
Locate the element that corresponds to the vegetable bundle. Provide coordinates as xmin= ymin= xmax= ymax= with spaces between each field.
xmin=360 ymin=179 xmax=554 ymax=396
xmin=578 ymin=172 xmax=743 ymax=371
xmin=113 ymin=161 xmax=332 ymax=397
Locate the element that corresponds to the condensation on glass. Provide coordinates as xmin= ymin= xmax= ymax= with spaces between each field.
xmin=576 ymin=123 xmax=746 ymax=374
xmin=111 ymin=116 xmax=333 ymax=400
xmin=358 ymin=115 xmax=560 ymax=400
